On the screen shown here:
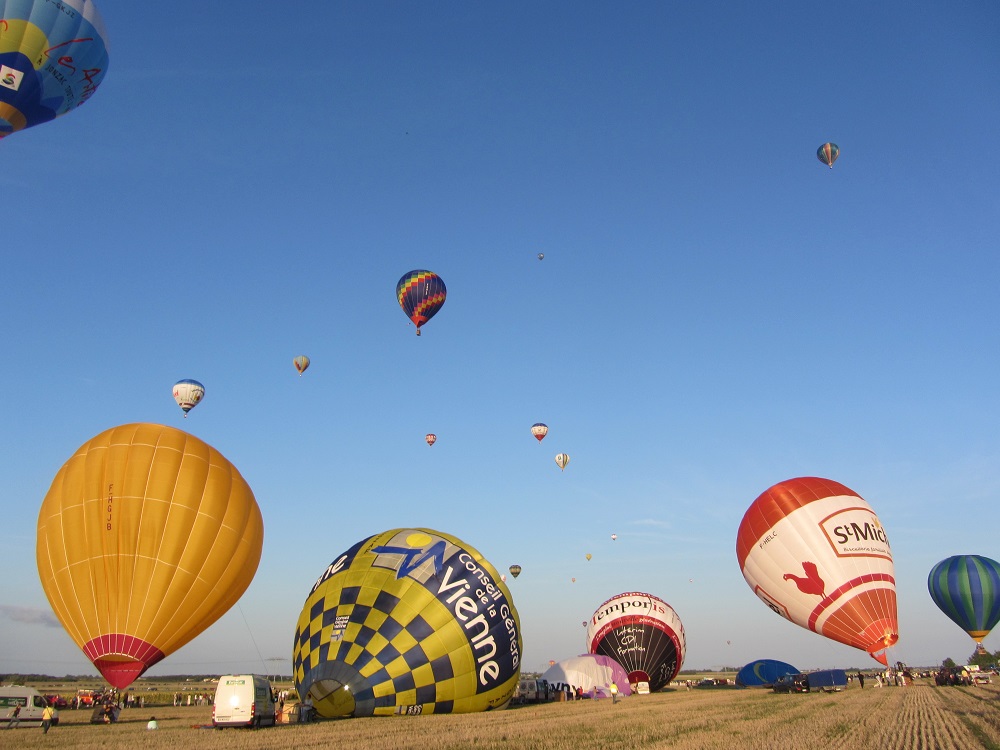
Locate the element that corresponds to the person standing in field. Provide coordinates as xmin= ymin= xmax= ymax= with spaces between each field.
xmin=41 ymin=704 xmax=55 ymax=733
xmin=6 ymin=705 xmax=21 ymax=729
xmin=610 ymin=682 xmax=620 ymax=704
xmin=857 ymin=672 xmax=865 ymax=689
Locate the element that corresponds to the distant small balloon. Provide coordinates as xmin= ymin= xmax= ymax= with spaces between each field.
xmin=509 ymin=564 xmax=522 ymax=579
xmin=555 ymin=453 xmax=569 ymax=471
xmin=501 ymin=574 xmax=507 ymax=582
xmin=172 ymin=380 xmax=204 ymax=417
xmin=585 ymin=553 xmax=592 ymax=561
xmin=611 ymin=533 xmax=617 ymax=542
xmin=425 ymin=434 xmax=437 ymax=447
xmin=817 ymin=142 xmax=840 ymax=169
xmin=537 ymin=253 xmax=545 ymax=261
xmin=571 ymin=577 xmax=576 ymax=583
xmin=293 ymin=355 xmax=310 ymax=375
xmin=531 ymin=423 xmax=548 ymax=443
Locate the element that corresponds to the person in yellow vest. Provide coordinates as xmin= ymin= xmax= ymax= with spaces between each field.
xmin=610 ymin=682 xmax=620 ymax=704
xmin=41 ymin=704 xmax=55 ymax=734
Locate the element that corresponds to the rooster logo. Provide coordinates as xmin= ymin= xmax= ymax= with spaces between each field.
xmin=783 ymin=561 xmax=825 ymax=597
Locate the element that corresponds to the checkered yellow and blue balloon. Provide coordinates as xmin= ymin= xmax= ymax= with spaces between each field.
xmin=294 ymin=528 xmax=521 ymax=717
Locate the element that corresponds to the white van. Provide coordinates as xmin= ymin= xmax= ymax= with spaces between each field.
xmin=212 ymin=675 xmax=276 ymax=728
xmin=0 ymin=685 xmax=56 ymax=727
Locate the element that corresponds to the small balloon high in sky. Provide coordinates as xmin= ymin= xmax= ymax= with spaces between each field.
xmin=396 ymin=270 xmax=447 ymax=336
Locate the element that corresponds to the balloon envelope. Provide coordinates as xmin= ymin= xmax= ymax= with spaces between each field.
xmin=396 ymin=270 xmax=446 ymax=335
xmin=737 ymin=477 xmax=898 ymax=665
xmin=509 ymin=564 xmax=521 ymax=579
xmin=0 ymin=0 xmax=109 ymax=139
xmin=293 ymin=355 xmax=310 ymax=375
xmin=530 ymin=423 xmax=548 ymax=442
xmin=425 ymin=433 xmax=437 ymax=447
xmin=172 ymin=379 xmax=205 ymax=416
xmin=817 ymin=142 xmax=840 ymax=168
xmin=927 ymin=555 xmax=1000 ymax=643
xmin=36 ymin=423 xmax=263 ymax=689
xmin=541 ymin=655 xmax=631 ymax=698
xmin=735 ymin=659 xmax=800 ymax=687
xmin=585 ymin=592 xmax=686 ymax=691
xmin=555 ymin=453 xmax=569 ymax=471
xmin=293 ymin=528 xmax=521 ymax=716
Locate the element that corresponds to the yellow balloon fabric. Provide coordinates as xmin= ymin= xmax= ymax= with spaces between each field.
xmin=294 ymin=528 xmax=522 ymax=717
xmin=36 ymin=423 xmax=264 ymax=689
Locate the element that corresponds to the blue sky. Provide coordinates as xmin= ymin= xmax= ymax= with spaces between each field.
xmin=2 ymin=1 xmax=999 ymax=679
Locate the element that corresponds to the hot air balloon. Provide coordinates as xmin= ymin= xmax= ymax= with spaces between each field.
xmin=537 ymin=253 xmax=544 ymax=261
xmin=501 ymin=574 xmax=507 ymax=582
xmin=293 ymin=528 xmax=522 ymax=716
xmin=571 ymin=577 xmax=576 ymax=583
xmin=36 ymin=423 xmax=263 ymax=690
xmin=737 ymin=477 xmax=898 ymax=665
xmin=530 ymin=423 xmax=548 ymax=443
xmin=509 ymin=564 xmax=521 ymax=579
xmin=0 ymin=0 xmax=109 ymax=140
xmin=611 ymin=534 xmax=617 ymax=542
xmin=735 ymin=659 xmax=800 ymax=688
xmin=172 ymin=379 xmax=205 ymax=417
xmin=396 ymin=270 xmax=446 ymax=336
xmin=817 ymin=142 xmax=839 ymax=168
xmin=425 ymin=433 xmax=437 ymax=447
xmin=555 ymin=453 xmax=569 ymax=471
xmin=928 ymin=555 xmax=1000 ymax=646
xmin=542 ymin=655 xmax=631 ymax=699
xmin=293 ymin=355 xmax=310 ymax=375
xmin=586 ymin=592 xmax=686 ymax=692
xmin=585 ymin=553 xmax=592 ymax=561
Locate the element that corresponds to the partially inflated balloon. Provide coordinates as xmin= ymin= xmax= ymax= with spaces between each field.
xmin=585 ymin=592 xmax=686 ymax=692
xmin=928 ymin=555 xmax=1000 ymax=644
xmin=0 ymin=0 xmax=109 ymax=139
xmin=737 ymin=477 xmax=898 ymax=665
xmin=542 ymin=655 xmax=631 ymax=698
xmin=530 ymin=423 xmax=548 ymax=443
xmin=172 ymin=379 xmax=204 ymax=417
xmin=735 ymin=659 xmax=800 ymax=688
xmin=293 ymin=528 xmax=521 ymax=717
xmin=396 ymin=270 xmax=446 ymax=336
xmin=293 ymin=355 xmax=310 ymax=375
xmin=36 ymin=423 xmax=263 ymax=689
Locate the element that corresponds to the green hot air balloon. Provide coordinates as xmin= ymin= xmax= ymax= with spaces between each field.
xmin=928 ymin=555 xmax=1000 ymax=645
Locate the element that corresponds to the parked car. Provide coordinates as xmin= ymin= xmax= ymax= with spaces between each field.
xmin=772 ymin=674 xmax=809 ymax=693
xmin=44 ymin=695 xmax=68 ymax=709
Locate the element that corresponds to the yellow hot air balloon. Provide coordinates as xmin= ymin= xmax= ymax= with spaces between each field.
xmin=294 ymin=528 xmax=522 ymax=716
xmin=585 ymin=553 xmax=592 ymax=561
xmin=36 ymin=423 xmax=264 ymax=689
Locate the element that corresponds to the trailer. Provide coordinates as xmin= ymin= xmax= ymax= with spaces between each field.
xmin=806 ymin=669 xmax=848 ymax=692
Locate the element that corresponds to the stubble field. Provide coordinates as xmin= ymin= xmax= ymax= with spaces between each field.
xmin=1 ymin=681 xmax=998 ymax=750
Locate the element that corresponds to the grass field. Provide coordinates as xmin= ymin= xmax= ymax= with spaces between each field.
xmin=1 ymin=680 xmax=998 ymax=750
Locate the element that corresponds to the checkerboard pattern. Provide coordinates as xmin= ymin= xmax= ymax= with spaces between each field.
xmin=293 ymin=531 xmax=516 ymax=717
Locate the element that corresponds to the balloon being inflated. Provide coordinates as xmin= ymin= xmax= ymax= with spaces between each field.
xmin=737 ymin=477 xmax=898 ymax=665
xmin=36 ymin=423 xmax=264 ymax=689
xmin=293 ymin=528 xmax=521 ymax=717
